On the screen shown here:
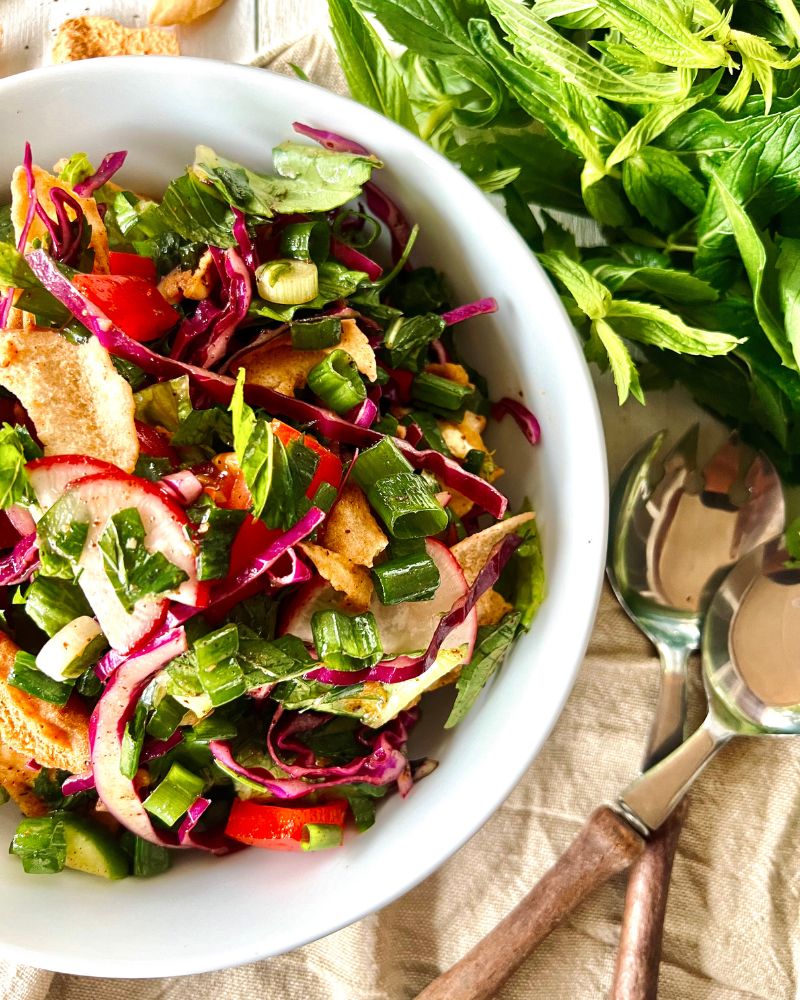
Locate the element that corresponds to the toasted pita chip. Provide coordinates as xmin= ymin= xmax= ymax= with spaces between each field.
xmin=150 ymin=0 xmax=226 ymax=25
xmin=475 ymin=588 xmax=514 ymax=628
xmin=440 ymin=411 xmax=502 ymax=478
xmin=0 ymin=632 xmax=91 ymax=775
xmin=52 ymin=16 xmax=180 ymax=62
xmin=0 ymin=744 xmax=47 ymax=817
xmin=424 ymin=362 xmax=471 ymax=386
xmin=451 ymin=512 xmax=535 ymax=586
xmin=300 ymin=541 xmax=373 ymax=612
xmin=317 ymin=484 xmax=388 ymax=568
xmin=11 ymin=164 xmax=110 ymax=275
xmin=0 ymin=328 xmax=139 ymax=472
xmin=236 ymin=318 xmax=377 ymax=397
xmin=158 ymin=249 xmax=215 ymax=304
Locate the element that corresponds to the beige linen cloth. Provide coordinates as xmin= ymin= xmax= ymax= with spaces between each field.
xmin=2 ymin=33 xmax=800 ymax=1000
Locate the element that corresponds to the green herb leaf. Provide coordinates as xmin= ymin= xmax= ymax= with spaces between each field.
xmin=229 ymin=369 xmax=273 ymax=519
xmin=445 ymin=612 xmax=520 ymax=727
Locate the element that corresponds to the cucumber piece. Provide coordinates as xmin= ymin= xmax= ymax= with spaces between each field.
xmin=61 ymin=816 xmax=130 ymax=880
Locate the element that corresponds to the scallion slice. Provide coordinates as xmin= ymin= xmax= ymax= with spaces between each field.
xmin=301 ymin=822 xmax=344 ymax=852
xmin=290 ymin=316 xmax=342 ymax=350
xmin=120 ymin=700 xmax=148 ymax=779
xmin=256 ymin=258 xmax=318 ymax=304
xmin=125 ymin=835 xmax=172 ymax=877
xmin=185 ymin=715 xmax=238 ymax=744
xmin=194 ymin=624 xmax=240 ymax=669
xmin=145 ymin=694 xmax=185 ymax=741
xmin=307 ymin=349 xmax=367 ymax=413
xmin=143 ymin=763 xmax=205 ymax=828
xmin=7 ymin=651 xmax=74 ymax=707
xmin=411 ymin=372 xmax=472 ymax=412
xmin=311 ymin=609 xmax=383 ymax=671
xmin=279 ymin=220 xmax=330 ymax=263
xmin=403 ymin=411 xmax=452 ymax=456
xmin=372 ymin=551 xmax=441 ymax=604
xmin=367 ymin=472 xmax=448 ymax=539
xmin=463 ymin=448 xmax=486 ymax=474
xmin=198 ymin=656 xmax=247 ymax=708
xmin=351 ymin=437 xmax=413 ymax=492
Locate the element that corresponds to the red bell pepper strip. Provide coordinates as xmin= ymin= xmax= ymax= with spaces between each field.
xmin=108 ymin=251 xmax=157 ymax=282
xmin=72 ymin=274 xmax=178 ymax=342
xmin=224 ymin=798 xmax=348 ymax=851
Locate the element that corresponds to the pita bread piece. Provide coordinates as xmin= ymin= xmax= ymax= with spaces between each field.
xmin=299 ymin=541 xmax=373 ymax=613
xmin=236 ymin=318 xmax=377 ymax=397
xmin=317 ymin=483 xmax=388 ymax=568
xmin=0 ymin=744 xmax=48 ymax=817
xmin=52 ymin=16 xmax=179 ymax=62
xmin=150 ymin=0 xmax=226 ymax=25
xmin=0 ymin=631 xmax=91 ymax=775
xmin=0 ymin=328 xmax=139 ymax=473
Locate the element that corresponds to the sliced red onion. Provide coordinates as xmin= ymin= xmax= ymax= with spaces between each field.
xmin=346 ymin=397 xmax=378 ymax=429
xmin=492 ymin=397 xmax=542 ymax=446
xmin=208 ymin=740 xmax=317 ymax=799
xmin=364 ymin=183 xmax=412 ymax=266
xmin=232 ymin=207 xmax=259 ymax=272
xmin=292 ymin=122 xmax=371 ymax=156
xmin=331 ymin=237 xmax=382 ymax=281
xmin=441 ymin=297 xmax=498 ymax=326
xmin=0 ymin=143 xmax=36 ymax=326
xmin=62 ymin=771 xmax=95 ymax=795
xmin=95 ymin=645 xmax=125 ymax=681
xmin=269 ymin=705 xmax=417 ymax=790
xmin=139 ymin=730 xmax=184 ymax=763
xmin=26 ymin=251 xmax=506 ymax=517
xmin=88 ymin=627 xmax=187 ymax=846
xmin=7 ymin=505 xmax=36 ymax=537
xmin=430 ymin=338 xmax=449 ymax=364
xmin=160 ymin=470 xmax=203 ymax=506
xmin=404 ymin=422 xmax=424 ymax=448
xmin=265 ymin=547 xmax=312 ymax=588
xmin=73 ymin=151 xmax=127 ymax=197
xmin=0 ymin=532 xmax=39 ymax=585
xmin=177 ymin=796 xmax=211 ymax=842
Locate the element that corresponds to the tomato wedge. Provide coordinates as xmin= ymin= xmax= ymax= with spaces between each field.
xmin=108 ymin=251 xmax=157 ymax=282
xmin=73 ymin=274 xmax=179 ymax=342
xmin=270 ymin=420 xmax=343 ymax=499
xmin=224 ymin=799 xmax=348 ymax=851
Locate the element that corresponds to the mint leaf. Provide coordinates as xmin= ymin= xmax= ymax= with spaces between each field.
xmin=99 ymin=508 xmax=188 ymax=612
xmin=229 ymin=369 xmax=273 ymax=519
xmin=445 ymin=612 xmax=521 ymax=728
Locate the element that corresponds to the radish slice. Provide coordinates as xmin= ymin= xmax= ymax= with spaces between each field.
xmin=52 ymin=471 xmax=202 ymax=652
xmin=89 ymin=628 xmax=187 ymax=845
xmin=281 ymin=539 xmax=477 ymax=661
xmin=6 ymin=505 xmax=35 ymax=536
xmin=27 ymin=454 xmax=120 ymax=513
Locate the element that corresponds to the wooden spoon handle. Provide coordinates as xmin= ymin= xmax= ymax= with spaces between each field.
xmin=415 ymin=807 xmax=645 ymax=1000
xmin=609 ymin=798 xmax=688 ymax=1000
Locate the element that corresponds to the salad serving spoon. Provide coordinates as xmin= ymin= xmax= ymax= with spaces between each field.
xmin=607 ymin=428 xmax=784 ymax=999
xmin=415 ymin=540 xmax=797 ymax=1000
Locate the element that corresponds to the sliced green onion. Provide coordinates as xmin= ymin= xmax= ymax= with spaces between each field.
xmin=311 ymin=480 xmax=339 ymax=512
xmin=290 ymin=316 xmax=342 ymax=350
xmin=390 ymin=537 xmax=427 ymax=558
xmin=120 ymin=700 xmax=148 ymax=779
xmin=279 ymin=220 xmax=330 ymax=263
xmin=351 ymin=437 xmax=413 ymax=492
xmin=143 ymin=763 xmax=205 ymax=828
xmin=367 ymin=472 xmax=448 ymax=539
xmin=35 ymin=616 xmax=105 ymax=682
xmin=307 ymin=349 xmax=367 ymax=414
xmin=311 ymin=609 xmax=383 ymax=671
xmin=384 ymin=313 xmax=445 ymax=372
xmin=121 ymin=833 xmax=173 ymax=877
xmin=301 ymin=822 xmax=344 ymax=852
xmin=185 ymin=715 xmax=238 ymax=744
xmin=188 ymin=503 xmax=246 ymax=582
xmin=372 ymin=552 xmax=441 ymax=604
xmin=256 ymin=259 xmax=318 ymax=304
xmin=7 ymin=651 xmax=74 ymax=706
xmin=198 ymin=656 xmax=246 ymax=707
xmin=463 ymin=448 xmax=486 ymax=474
xmin=10 ymin=817 xmax=66 ymax=874
xmin=332 ymin=210 xmax=380 ymax=249
xmin=411 ymin=372 xmax=472 ymax=412
xmin=146 ymin=694 xmax=185 ymax=741
xmin=373 ymin=413 xmax=399 ymax=436
xmin=194 ymin=624 xmax=240 ymax=669
xmin=403 ymin=411 xmax=452 ymax=456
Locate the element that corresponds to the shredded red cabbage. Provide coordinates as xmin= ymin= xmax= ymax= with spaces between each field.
xmin=331 ymin=237 xmax=382 ymax=282
xmin=430 ymin=338 xmax=449 ymax=364
xmin=36 ymin=188 xmax=86 ymax=266
xmin=185 ymin=247 xmax=252 ymax=368
xmin=347 ymin=396 xmax=378 ymax=429
xmin=267 ymin=706 xmax=417 ymax=796
xmin=441 ymin=297 xmax=498 ymax=327
xmin=139 ymin=731 xmax=184 ymax=763
xmin=62 ymin=772 xmax=96 ymax=795
xmin=291 ymin=122 xmax=371 ymax=156
xmin=0 ymin=533 xmax=39 ymax=585
xmin=232 ymin=207 xmax=259 ymax=272
xmin=177 ymin=797 xmax=211 ymax=843
xmin=404 ymin=422 xmax=424 ymax=448
xmin=265 ymin=547 xmax=312 ymax=588
xmin=73 ymin=151 xmax=127 ymax=197
xmin=26 ymin=250 xmax=507 ymax=517
xmin=492 ymin=397 xmax=542 ymax=446
xmin=0 ymin=144 xmax=36 ymax=326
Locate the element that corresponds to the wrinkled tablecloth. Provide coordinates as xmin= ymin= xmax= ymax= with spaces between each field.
xmin=2 ymin=30 xmax=799 ymax=1000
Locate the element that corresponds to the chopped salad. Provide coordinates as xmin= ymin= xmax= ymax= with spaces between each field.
xmin=0 ymin=125 xmax=543 ymax=878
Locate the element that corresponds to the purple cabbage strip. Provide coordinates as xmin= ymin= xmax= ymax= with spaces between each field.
xmin=430 ymin=339 xmax=449 ymax=365
xmin=0 ymin=143 xmax=36 ymax=326
xmin=403 ymin=422 xmax=424 ymax=448
xmin=171 ymin=298 xmax=223 ymax=362
xmin=292 ymin=122 xmax=371 ymax=156
xmin=267 ymin=705 xmax=417 ymax=796
xmin=441 ymin=297 xmax=498 ymax=327
xmin=492 ymin=397 xmax=542 ymax=446
xmin=177 ymin=797 xmax=211 ymax=843
xmin=189 ymin=247 xmax=252 ymax=369
xmin=347 ymin=396 xmax=378 ymax=429
xmin=139 ymin=731 xmax=184 ymax=763
xmin=62 ymin=772 xmax=96 ymax=796
xmin=331 ymin=237 xmax=382 ymax=282
xmin=0 ymin=533 xmax=39 ymax=586
xmin=36 ymin=188 xmax=85 ymax=266
xmin=95 ymin=645 xmax=125 ymax=681
xmin=266 ymin=547 xmax=312 ymax=588
xmin=26 ymin=251 xmax=507 ymax=518
xmin=232 ymin=207 xmax=259 ymax=272
xmin=208 ymin=740 xmax=321 ymax=800
xmin=73 ymin=151 xmax=127 ymax=197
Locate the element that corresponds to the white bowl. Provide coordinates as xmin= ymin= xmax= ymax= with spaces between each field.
xmin=0 ymin=57 xmax=607 ymax=977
